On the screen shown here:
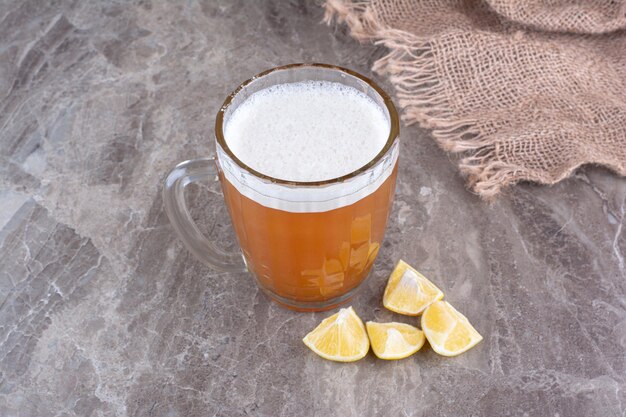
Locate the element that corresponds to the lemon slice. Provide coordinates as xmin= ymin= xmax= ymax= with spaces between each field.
xmin=366 ymin=322 xmax=425 ymax=360
xmin=421 ymin=301 xmax=482 ymax=356
xmin=383 ymin=260 xmax=444 ymax=315
xmin=303 ymin=306 xmax=369 ymax=362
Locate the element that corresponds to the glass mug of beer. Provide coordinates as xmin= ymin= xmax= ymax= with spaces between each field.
xmin=163 ymin=63 xmax=399 ymax=311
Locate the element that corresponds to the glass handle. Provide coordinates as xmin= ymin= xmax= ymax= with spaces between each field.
xmin=163 ymin=157 xmax=247 ymax=272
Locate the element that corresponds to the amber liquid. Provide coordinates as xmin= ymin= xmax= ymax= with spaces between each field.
xmin=219 ymin=163 xmax=398 ymax=307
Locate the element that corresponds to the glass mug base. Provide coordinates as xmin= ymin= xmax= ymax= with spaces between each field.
xmin=257 ymin=274 xmax=369 ymax=312
xmin=163 ymin=64 xmax=399 ymax=312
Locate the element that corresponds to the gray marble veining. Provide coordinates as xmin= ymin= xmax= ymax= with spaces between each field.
xmin=0 ymin=1 xmax=625 ymax=416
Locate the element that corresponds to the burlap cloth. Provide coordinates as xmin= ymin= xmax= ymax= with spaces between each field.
xmin=324 ymin=0 xmax=626 ymax=199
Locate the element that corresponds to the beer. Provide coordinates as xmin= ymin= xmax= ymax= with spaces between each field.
xmin=218 ymin=80 xmax=398 ymax=308
xmin=164 ymin=64 xmax=399 ymax=311
xmin=223 ymin=81 xmax=389 ymax=182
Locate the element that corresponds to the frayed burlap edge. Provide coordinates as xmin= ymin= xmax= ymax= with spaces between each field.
xmin=323 ymin=0 xmax=604 ymax=199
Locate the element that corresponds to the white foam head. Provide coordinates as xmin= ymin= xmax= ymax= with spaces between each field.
xmin=223 ymin=81 xmax=390 ymax=182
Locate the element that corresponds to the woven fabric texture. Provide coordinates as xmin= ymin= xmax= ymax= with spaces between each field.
xmin=324 ymin=0 xmax=626 ymax=198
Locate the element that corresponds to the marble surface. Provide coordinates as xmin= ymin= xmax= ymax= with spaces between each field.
xmin=0 ymin=1 xmax=625 ymax=416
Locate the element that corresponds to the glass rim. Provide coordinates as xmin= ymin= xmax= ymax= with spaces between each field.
xmin=214 ymin=63 xmax=400 ymax=187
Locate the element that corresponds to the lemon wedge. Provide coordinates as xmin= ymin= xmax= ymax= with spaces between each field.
xmin=302 ymin=306 xmax=369 ymax=362
xmin=366 ymin=322 xmax=425 ymax=360
xmin=421 ymin=301 xmax=482 ymax=356
xmin=383 ymin=260 xmax=444 ymax=315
